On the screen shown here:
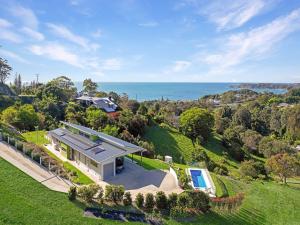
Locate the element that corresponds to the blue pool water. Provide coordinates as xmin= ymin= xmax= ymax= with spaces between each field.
xmin=190 ymin=169 xmax=207 ymax=188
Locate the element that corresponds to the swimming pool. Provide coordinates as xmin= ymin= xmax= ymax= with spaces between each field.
xmin=186 ymin=168 xmax=216 ymax=196
xmin=190 ymin=169 xmax=207 ymax=188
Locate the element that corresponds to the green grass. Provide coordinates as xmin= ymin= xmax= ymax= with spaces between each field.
xmin=129 ymin=154 xmax=169 ymax=170
xmin=211 ymin=173 xmax=229 ymax=197
xmin=22 ymin=130 xmax=93 ymax=185
xmin=144 ymin=124 xmax=239 ymax=173
xmin=144 ymin=124 xmax=195 ymax=163
xmin=63 ymin=162 xmax=94 ymax=185
xmin=0 ymin=158 xmax=133 ymax=225
xmin=22 ymin=130 xmax=49 ymax=146
xmin=1 ymin=157 xmax=300 ymax=225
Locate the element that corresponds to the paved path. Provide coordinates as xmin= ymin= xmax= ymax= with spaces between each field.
xmin=0 ymin=142 xmax=71 ymax=193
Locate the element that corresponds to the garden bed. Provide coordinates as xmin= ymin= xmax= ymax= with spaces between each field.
xmin=84 ymin=208 xmax=162 ymax=224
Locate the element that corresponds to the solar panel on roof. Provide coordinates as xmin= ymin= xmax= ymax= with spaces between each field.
xmin=62 ymin=135 xmax=91 ymax=150
xmin=92 ymin=147 xmax=105 ymax=154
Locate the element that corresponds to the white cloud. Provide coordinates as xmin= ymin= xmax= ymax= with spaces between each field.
xmin=0 ymin=18 xmax=12 ymax=28
xmin=28 ymin=43 xmax=82 ymax=68
xmin=47 ymin=23 xmax=88 ymax=47
xmin=0 ymin=49 xmax=28 ymax=63
xmin=202 ymin=8 xmax=300 ymax=69
xmin=21 ymin=27 xmax=44 ymax=41
xmin=47 ymin=23 xmax=99 ymax=51
xmin=0 ymin=28 xmax=22 ymax=43
xmin=9 ymin=4 xmax=38 ymax=29
xmin=177 ymin=0 xmax=274 ymax=30
xmin=138 ymin=21 xmax=159 ymax=27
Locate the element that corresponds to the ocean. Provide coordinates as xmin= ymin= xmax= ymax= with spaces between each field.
xmin=74 ymin=82 xmax=286 ymax=101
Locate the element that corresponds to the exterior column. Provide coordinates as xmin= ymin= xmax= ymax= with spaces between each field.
xmin=113 ymin=159 xmax=116 ymax=176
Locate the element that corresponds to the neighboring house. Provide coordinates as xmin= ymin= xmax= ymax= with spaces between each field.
xmin=47 ymin=121 xmax=144 ymax=181
xmin=76 ymin=95 xmax=118 ymax=112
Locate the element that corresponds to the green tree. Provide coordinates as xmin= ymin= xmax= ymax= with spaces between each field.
xmin=266 ymin=153 xmax=300 ymax=184
xmin=179 ymin=107 xmax=214 ymax=143
xmin=83 ymin=78 xmax=97 ymax=94
xmin=65 ymin=102 xmax=85 ymax=124
xmin=135 ymin=193 xmax=144 ymax=208
xmin=102 ymin=124 xmax=119 ymax=137
xmin=1 ymin=104 xmax=39 ymax=131
xmin=0 ymin=57 xmax=12 ymax=83
xmin=105 ymin=185 xmax=125 ymax=203
xmin=123 ymin=192 xmax=132 ymax=206
xmin=155 ymin=191 xmax=168 ymax=211
xmin=144 ymin=193 xmax=155 ymax=212
xmin=167 ymin=193 xmax=178 ymax=209
xmin=284 ymin=105 xmax=300 ymax=140
xmin=241 ymin=130 xmax=262 ymax=154
xmin=86 ymin=107 xmax=108 ymax=130
xmin=77 ymin=184 xmax=99 ymax=203
xmin=233 ymin=107 xmax=251 ymax=129
xmin=239 ymin=160 xmax=263 ymax=178
xmin=259 ymin=137 xmax=294 ymax=158
xmin=68 ymin=186 xmax=77 ymax=201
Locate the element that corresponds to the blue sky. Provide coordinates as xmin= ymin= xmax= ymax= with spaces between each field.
xmin=0 ymin=0 xmax=300 ymax=83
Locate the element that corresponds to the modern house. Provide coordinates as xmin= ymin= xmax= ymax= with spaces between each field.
xmin=76 ymin=95 xmax=118 ymax=112
xmin=47 ymin=121 xmax=144 ymax=181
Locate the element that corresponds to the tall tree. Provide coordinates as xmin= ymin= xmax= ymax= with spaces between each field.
xmin=266 ymin=153 xmax=300 ymax=184
xmin=83 ymin=78 xmax=97 ymax=94
xmin=179 ymin=107 xmax=214 ymax=143
xmin=0 ymin=57 xmax=12 ymax=83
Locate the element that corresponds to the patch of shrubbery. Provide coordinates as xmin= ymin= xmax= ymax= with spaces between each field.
xmin=239 ymin=160 xmax=266 ymax=179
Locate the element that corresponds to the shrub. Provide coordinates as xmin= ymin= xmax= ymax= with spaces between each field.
xmin=123 ymin=192 xmax=132 ymax=206
xmin=155 ymin=191 xmax=168 ymax=211
xmin=68 ymin=186 xmax=77 ymax=201
xmin=186 ymin=191 xmax=210 ymax=212
xmin=178 ymin=171 xmax=191 ymax=189
xmin=78 ymin=184 xmax=99 ymax=203
xmin=170 ymin=206 xmax=196 ymax=220
xmin=144 ymin=193 xmax=155 ymax=212
xmin=135 ymin=193 xmax=144 ymax=208
xmin=105 ymin=185 xmax=125 ymax=203
xmin=239 ymin=160 xmax=265 ymax=179
xmin=177 ymin=192 xmax=190 ymax=208
xmin=213 ymin=164 xmax=229 ymax=175
xmin=167 ymin=193 xmax=178 ymax=209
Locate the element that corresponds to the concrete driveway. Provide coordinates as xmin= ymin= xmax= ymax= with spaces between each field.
xmin=105 ymin=158 xmax=183 ymax=198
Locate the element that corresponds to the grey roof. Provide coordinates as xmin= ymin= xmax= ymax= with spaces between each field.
xmin=48 ymin=128 xmax=134 ymax=163
xmin=60 ymin=121 xmax=144 ymax=151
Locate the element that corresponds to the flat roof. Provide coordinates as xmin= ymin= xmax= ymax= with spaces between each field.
xmin=60 ymin=121 xmax=144 ymax=151
xmin=49 ymin=128 xmax=138 ymax=163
